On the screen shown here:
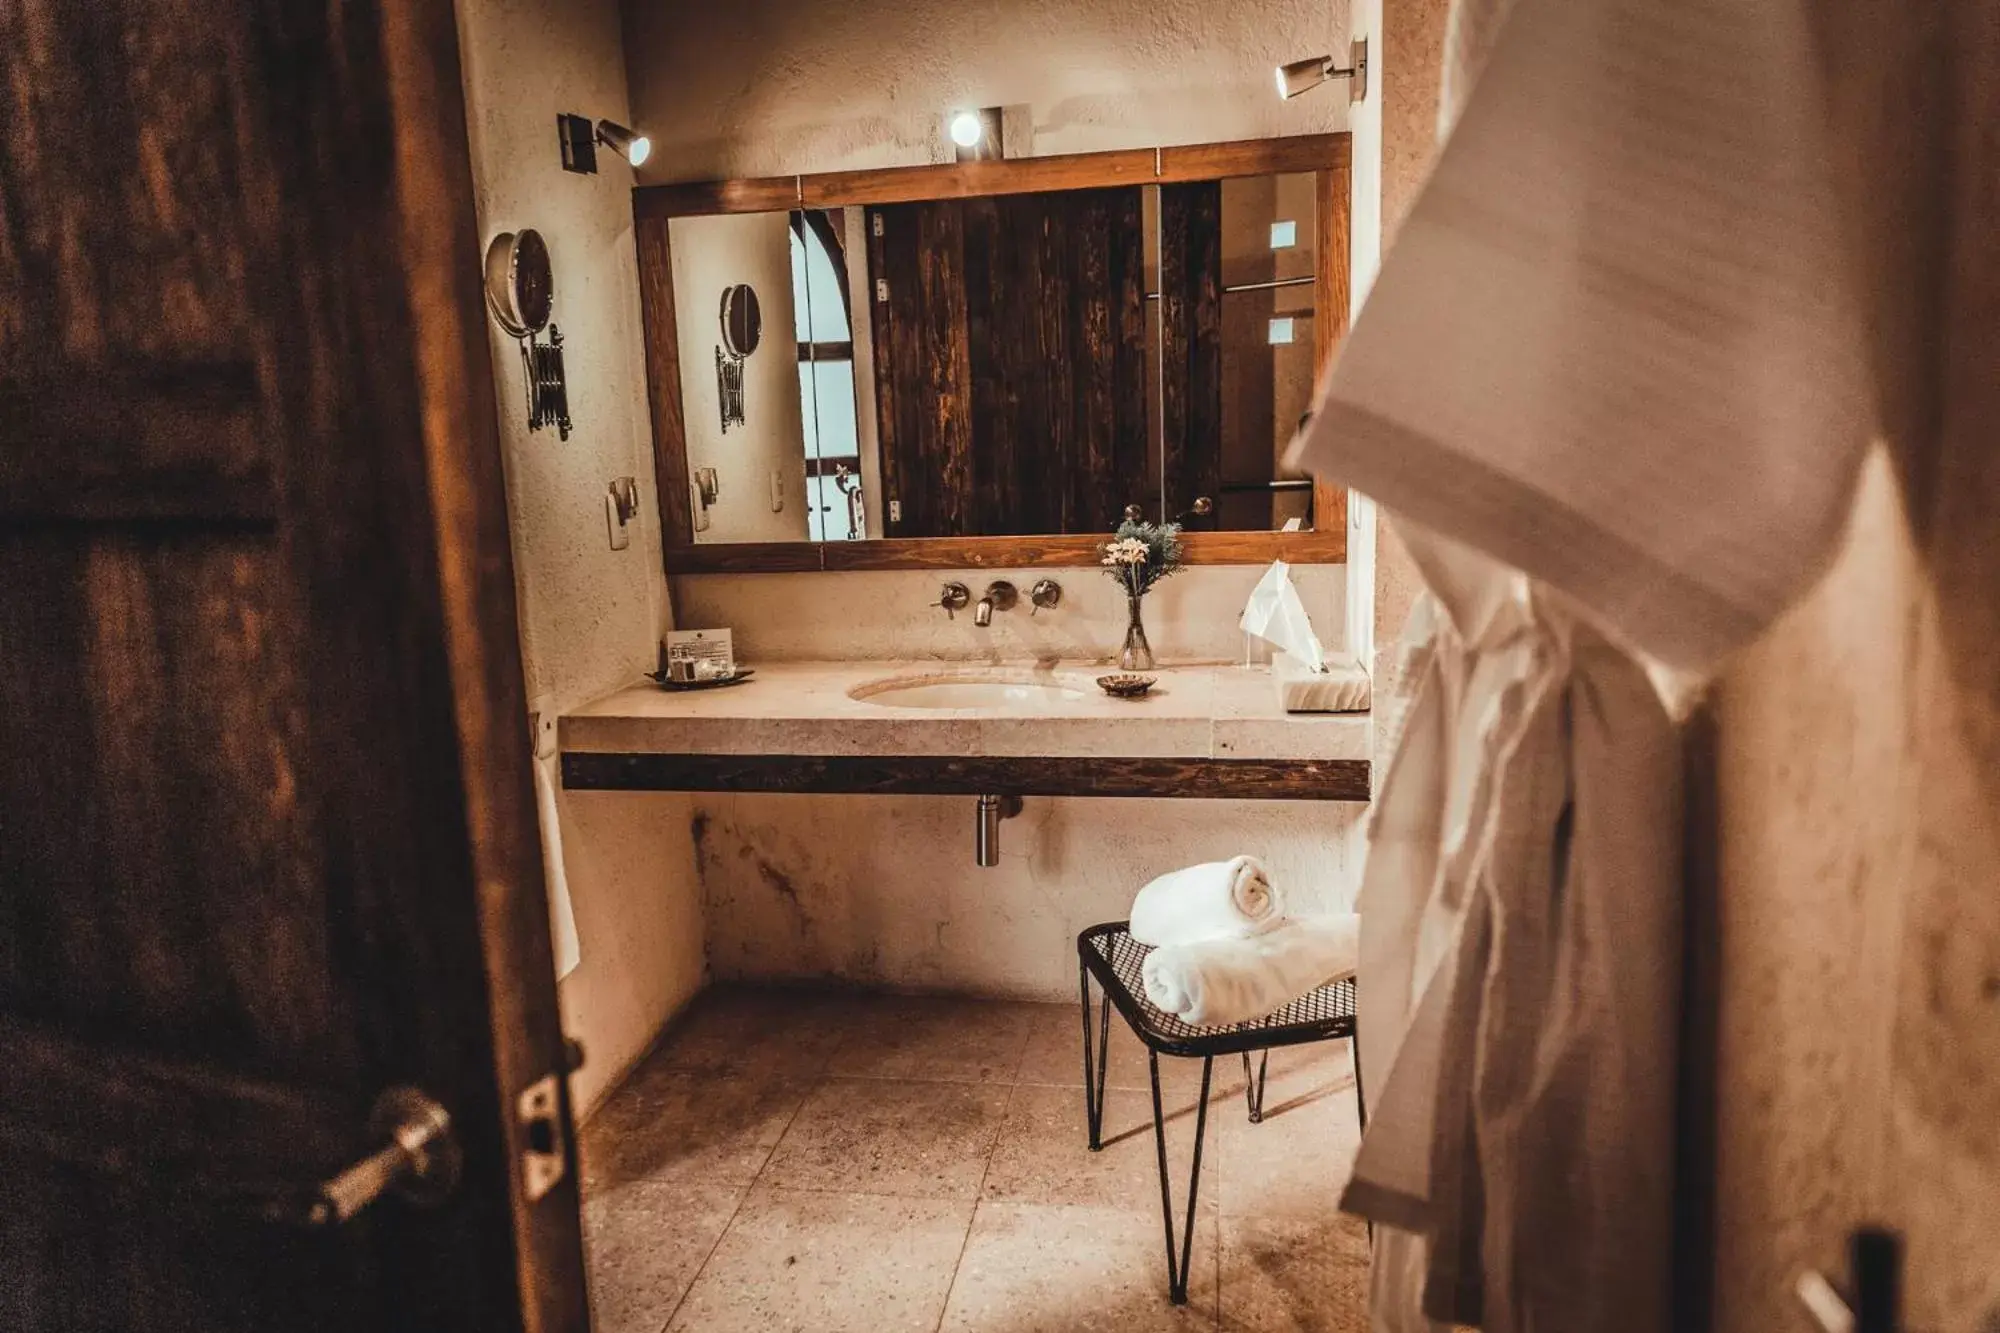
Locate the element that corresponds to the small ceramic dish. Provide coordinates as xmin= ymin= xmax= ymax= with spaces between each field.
xmin=1095 ymin=673 xmax=1157 ymax=699
xmin=647 ymin=667 xmax=756 ymax=691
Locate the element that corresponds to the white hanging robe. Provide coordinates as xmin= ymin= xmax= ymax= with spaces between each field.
xmin=1291 ymin=0 xmax=1873 ymax=1323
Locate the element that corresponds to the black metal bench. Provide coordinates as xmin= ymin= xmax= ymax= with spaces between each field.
xmin=1077 ymin=921 xmax=1365 ymax=1305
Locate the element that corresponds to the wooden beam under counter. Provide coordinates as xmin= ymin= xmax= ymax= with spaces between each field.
xmin=560 ymin=752 xmax=1370 ymax=801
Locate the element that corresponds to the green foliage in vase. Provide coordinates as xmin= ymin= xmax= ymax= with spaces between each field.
xmin=1101 ymin=519 xmax=1186 ymax=599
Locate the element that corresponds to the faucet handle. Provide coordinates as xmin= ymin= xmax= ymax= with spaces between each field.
xmin=1029 ymin=579 xmax=1062 ymax=615
xmin=937 ymin=582 xmax=971 ymax=619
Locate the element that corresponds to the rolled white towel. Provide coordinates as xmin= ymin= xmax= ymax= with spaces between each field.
xmin=1128 ymin=856 xmax=1282 ymax=947
xmin=1141 ymin=914 xmax=1360 ymax=1027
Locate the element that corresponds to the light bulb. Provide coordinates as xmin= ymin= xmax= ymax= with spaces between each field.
xmin=949 ymin=111 xmax=984 ymax=148
xmin=626 ymin=135 xmax=652 ymax=167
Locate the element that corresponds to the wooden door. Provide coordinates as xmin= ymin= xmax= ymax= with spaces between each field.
xmin=0 ymin=1 xmax=587 ymax=1330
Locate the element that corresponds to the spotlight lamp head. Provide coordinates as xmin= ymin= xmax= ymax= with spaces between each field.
xmin=1275 ymin=37 xmax=1369 ymax=102
xmin=948 ymin=111 xmax=984 ymax=148
xmin=596 ymin=119 xmax=651 ymax=167
xmin=1276 ymin=56 xmax=1328 ymax=99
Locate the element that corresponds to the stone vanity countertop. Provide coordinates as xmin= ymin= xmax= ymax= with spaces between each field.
xmin=561 ymin=661 xmax=1370 ymax=762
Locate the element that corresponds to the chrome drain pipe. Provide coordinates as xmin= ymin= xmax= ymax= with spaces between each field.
xmin=974 ymin=794 xmax=1023 ymax=867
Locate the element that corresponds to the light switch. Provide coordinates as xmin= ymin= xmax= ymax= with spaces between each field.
xmin=605 ymin=476 xmax=638 ymax=551
xmin=605 ymin=493 xmax=631 ymax=549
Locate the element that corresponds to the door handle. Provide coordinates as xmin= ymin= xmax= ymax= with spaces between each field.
xmin=295 ymin=1087 xmax=461 ymax=1226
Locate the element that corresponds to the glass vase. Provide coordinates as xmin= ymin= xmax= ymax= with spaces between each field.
xmin=1120 ymin=593 xmax=1155 ymax=671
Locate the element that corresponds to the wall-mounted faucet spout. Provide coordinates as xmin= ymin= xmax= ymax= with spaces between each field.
xmin=974 ymin=581 xmax=1018 ymax=627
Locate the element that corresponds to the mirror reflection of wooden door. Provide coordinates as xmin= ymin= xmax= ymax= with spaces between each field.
xmin=869 ymin=188 xmax=1149 ymax=538
xmin=1159 ymin=181 xmax=1224 ymax=532
xmin=0 ymin=1 xmax=587 ymax=1329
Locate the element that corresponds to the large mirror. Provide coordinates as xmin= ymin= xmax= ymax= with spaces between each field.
xmin=636 ymin=136 xmax=1349 ymax=568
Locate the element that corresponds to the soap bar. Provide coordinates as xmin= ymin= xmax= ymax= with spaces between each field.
xmin=1274 ymin=651 xmax=1371 ymax=713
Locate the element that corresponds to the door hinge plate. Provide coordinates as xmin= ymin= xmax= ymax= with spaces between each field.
xmin=516 ymin=1073 xmax=568 ymax=1202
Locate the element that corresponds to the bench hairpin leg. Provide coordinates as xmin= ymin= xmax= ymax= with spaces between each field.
xmin=1241 ymin=1049 xmax=1270 ymax=1124
xmin=1351 ymin=1033 xmax=1367 ymax=1134
xmin=1079 ymin=960 xmax=1112 ymax=1151
xmin=1149 ymin=1050 xmax=1214 ymax=1306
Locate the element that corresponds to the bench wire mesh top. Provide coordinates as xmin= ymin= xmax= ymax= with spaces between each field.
xmin=1078 ymin=921 xmax=1357 ymax=1057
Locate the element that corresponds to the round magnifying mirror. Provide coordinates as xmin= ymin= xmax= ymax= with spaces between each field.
xmin=719 ymin=284 xmax=762 ymax=358
xmin=483 ymin=229 xmax=554 ymax=338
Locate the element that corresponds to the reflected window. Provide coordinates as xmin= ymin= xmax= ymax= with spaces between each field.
xmin=789 ymin=211 xmax=863 ymax=541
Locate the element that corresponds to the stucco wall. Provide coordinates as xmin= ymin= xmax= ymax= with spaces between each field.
xmin=670 ymin=562 xmax=1345 ymax=666
xmin=698 ymin=795 xmax=1360 ymax=998
xmin=456 ymin=0 xmax=703 ymax=1114
xmin=1706 ymin=453 xmax=2000 ymax=1330
xmin=1363 ymin=0 xmax=1445 ymax=707
xmin=621 ymin=0 xmax=1371 ymax=998
xmin=623 ymin=0 xmax=1353 ymax=181
xmin=1699 ymin=6 xmax=2000 ymax=1323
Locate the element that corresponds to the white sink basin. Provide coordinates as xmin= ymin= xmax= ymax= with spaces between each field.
xmin=849 ymin=672 xmax=1092 ymax=711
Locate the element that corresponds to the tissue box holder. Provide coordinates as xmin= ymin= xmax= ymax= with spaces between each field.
xmin=1274 ymin=651 xmax=1371 ymax=713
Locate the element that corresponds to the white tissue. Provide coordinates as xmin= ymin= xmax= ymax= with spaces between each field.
xmin=1238 ymin=560 xmax=1326 ymax=673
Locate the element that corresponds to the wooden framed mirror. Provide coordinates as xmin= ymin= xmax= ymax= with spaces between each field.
xmin=633 ymin=135 xmax=1350 ymax=572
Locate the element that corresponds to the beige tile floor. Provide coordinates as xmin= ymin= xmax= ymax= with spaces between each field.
xmin=581 ymin=985 xmax=1370 ymax=1333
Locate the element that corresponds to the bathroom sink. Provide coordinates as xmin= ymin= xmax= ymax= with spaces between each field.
xmin=849 ymin=672 xmax=1092 ymax=711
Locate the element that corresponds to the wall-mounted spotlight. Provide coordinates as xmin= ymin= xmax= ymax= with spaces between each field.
xmin=558 ymin=114 xmax=652 ymax=174
xmin=944 ymin=107 xmax=1004 ymax=162
xmin=596 ymin=120 xmax=651 ymax=166
xmin=1275 ymin=37 xmax=1370 ymax=102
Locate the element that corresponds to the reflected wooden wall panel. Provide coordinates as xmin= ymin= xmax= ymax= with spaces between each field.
xmin=1108 ymin=189 xmax=1150 ymax=531
xmin=875 ymin=188 xmax=1147 ymax=538
xmin=962 ymin=195 xmax=1034 ymax=532
xmin=1160 ymin=182 xmax=1224 ymax=530
xmin=1060 ymin=189 xmax=1149 ymax=534
xmin=1031 ymin=197 xmax=1077 ymax=535
xmin=917 ymin=204 xmax=974 ymax=537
